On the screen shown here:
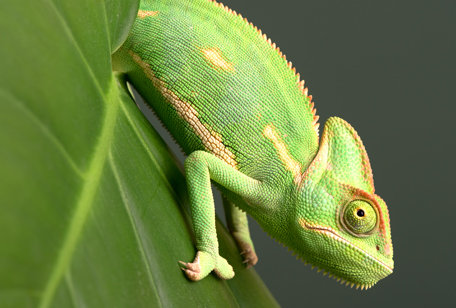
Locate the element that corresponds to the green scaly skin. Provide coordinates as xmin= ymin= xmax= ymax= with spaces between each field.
xmin=112 ymin=0 xmax=393 ymax=289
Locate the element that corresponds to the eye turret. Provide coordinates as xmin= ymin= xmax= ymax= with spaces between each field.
xmin=341 ymin=200 xmax=378 ymax=236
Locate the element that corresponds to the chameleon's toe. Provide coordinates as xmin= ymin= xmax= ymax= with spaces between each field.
xmin=180 ymin=251 xmax=234 ymax=281
xmin=179 ymin=251 xmax=211 ymax=281
xmin=240 ymin=248 xmax=258 ymax=268
xmin=179 ymin=261 xmax=201 ymax=281
xmin=232 ymin=232 xmax=258 ymax=268
xmin=214 ymin=255 xmax=235 ymax=279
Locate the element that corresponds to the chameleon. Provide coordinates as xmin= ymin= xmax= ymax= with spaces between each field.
xmin=112 ymin=0 xmax=393 ymax=289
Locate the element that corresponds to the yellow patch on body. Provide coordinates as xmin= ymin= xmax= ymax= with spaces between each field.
xmin=263 ymin=124 xmax=302 ymax=184
xmin=202 ymin=48 xmax=235 ymax=71
xmin=129 ymin=51 xmax=237 ymax=168
xmin=137 ymin=10 xmax=158 ymax=19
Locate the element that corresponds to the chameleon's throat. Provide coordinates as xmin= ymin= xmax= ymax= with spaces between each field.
xmin=300 ymin=221 xmax=393 ymax=273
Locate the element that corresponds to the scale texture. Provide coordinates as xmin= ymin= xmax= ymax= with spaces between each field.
xmin=112 ymin=0 xmax=393 ymax=289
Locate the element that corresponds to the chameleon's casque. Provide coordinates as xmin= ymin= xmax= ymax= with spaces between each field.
xmin=112 ymin=0 xmax=393 ymax=289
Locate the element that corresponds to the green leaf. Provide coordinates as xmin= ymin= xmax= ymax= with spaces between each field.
xmin=0 ymin=0 xmax=279 ymax=307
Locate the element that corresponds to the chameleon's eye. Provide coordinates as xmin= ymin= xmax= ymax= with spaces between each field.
xmin=342 ymin=200 xmax=377 ymax=236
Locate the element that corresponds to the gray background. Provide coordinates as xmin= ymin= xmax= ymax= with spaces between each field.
xmin=134 ymin=0 xmax=456 ymax=307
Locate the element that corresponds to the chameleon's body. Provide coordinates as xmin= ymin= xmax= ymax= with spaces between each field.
xmin=112 ymin=0 xmax=393 ymax=289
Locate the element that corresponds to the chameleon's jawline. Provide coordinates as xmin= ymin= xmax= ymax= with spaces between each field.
xmin=301 ymin=222 xmax=393 ymax=273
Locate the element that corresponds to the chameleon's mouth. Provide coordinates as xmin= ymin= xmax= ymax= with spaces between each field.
xmin=300 ymin=220 xmax=393 ymax=274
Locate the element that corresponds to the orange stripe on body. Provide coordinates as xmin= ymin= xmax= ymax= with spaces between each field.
xmin=202 ymin=47 xmax=235 ymax=72
xmin=263 ymin=124 xmax=302 ymax=185
xmin=137 ymin=10 xmax=158 ymax=19
xmin=129 ymin=51 xmax=237 ymax=168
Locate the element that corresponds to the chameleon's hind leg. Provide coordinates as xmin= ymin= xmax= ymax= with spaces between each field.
xmin=180 ymin=151 xmax=266 ymax=281
xmin=222 ymin=196 xmax=258 ymax=268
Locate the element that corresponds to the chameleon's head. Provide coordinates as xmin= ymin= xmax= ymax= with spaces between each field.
xmin=292 ymin=117 xmax=393 ymax=289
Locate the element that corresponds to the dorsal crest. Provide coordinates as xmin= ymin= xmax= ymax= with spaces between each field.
xmin=207 ymin=0 xmax=320 ymax=136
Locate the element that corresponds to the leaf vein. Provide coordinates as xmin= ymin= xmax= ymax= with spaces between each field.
xmin=0 ymin=88 xmax=83 ymax=178
xmin=108 ymin=152 xmax=163 ymax=308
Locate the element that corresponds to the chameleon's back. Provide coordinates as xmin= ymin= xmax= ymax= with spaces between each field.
xmin=112 ymin=0 xmax=319 ymax=185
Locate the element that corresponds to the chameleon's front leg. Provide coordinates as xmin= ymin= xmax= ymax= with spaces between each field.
xmin=222 ymin=197 xmax=258 ymax=268
xmin=180 ymin=151 xmax=265 ymax=281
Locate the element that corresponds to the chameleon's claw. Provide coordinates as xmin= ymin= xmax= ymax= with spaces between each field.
xmin=239 ymin=248 xmax=258 ymax=268
xmin=242 ymin=259 xmax=253 ymax=269
xmin=230 ymin=231 xmax=258 ymax=268
xmin=179 ymin=260 xmax=200 ymax=273
xmin=179 ymin=258 xmax=203 ymax=281
xmin=178 ymin=260 xmax=187 ymax=267
xmin=180 ymin=251 xmax=235 ymax=281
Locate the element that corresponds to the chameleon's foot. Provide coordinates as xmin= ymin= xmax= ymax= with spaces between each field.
xmin=240 ymin=247 xmax=258 ymax=268
xmin=179 ymin=251 xmax=235 ymax=281
xmin=232 ymin=231 xmax=258 ymax=268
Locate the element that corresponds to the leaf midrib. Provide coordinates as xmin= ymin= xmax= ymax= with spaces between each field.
xmin=38 ymin=84 xmax=119 ymax=308
xmin=38 ymin=1 xmax=119 ymax=306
